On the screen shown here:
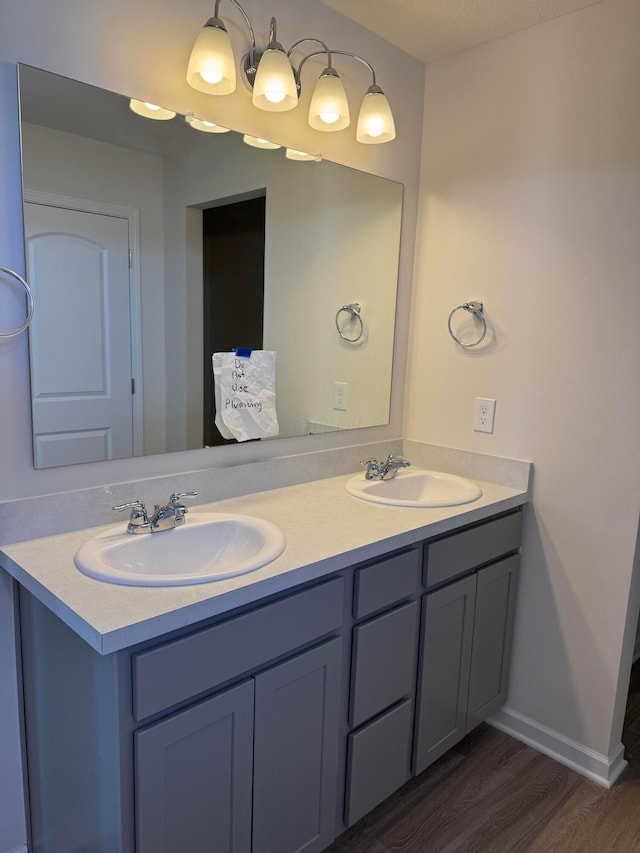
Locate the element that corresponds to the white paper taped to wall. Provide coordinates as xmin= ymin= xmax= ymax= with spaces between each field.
xmin=212 ymin=351 xmax=279 ymax=442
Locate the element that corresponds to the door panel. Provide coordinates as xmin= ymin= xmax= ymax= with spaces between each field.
xmin=25 ymin=202 xmax=134 ymax=466
xmin=135 ymin=680 xmax=254 ymax=853
xmin=467 ymin=555 xmax=520 ymax=729
xmin=253 ymin=638 xmax=342 ymax=853
xmin=413 ymin=574 xmax=477 ymax=775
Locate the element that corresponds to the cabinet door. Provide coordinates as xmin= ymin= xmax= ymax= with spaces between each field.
xmin=345 ymin=699 xmax=414 ymax=827
xmin=467 ymin=555 xmax=520 ymax=730
xmin=253 ymin=637 xmax=342 ymax=853
xmin=135 ymin=679 xmax=254 ymax=853
xmin=413 ymin=574 xmax=477 ymax=775
xmin=350 ymin=600 xmax=418 ymax=728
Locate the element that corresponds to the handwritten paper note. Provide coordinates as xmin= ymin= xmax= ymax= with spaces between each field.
xmin=213 ymin=351 xmax=279 ymax=442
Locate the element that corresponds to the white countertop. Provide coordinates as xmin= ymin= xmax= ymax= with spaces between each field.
xmin=0 ymin=472 xmax=527 ymax=655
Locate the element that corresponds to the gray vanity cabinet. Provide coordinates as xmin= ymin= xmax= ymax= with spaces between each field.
xmin=135 ymin=680 xmax=255 ymax=853
xmin=413 ymin=574 xmax=478 ymax=773
xmin=344 ymin=550 xmax=421 ymax=828
xmin=252 ymin=638 xmax=342 ymax=853
xmin=17 ymin=507 xmax=524 ymax=853
xmin=136 ymin=637 xmax=343 ymax=853
xmin=466 ymin=554 xmax=520 ymax=729
xmin=414 ymin=512 xmax=522 ymax=775
xmin=132 ymin=580 xmax=344 ymax=853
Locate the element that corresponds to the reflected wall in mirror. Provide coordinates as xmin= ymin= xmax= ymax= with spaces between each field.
xmin=18 ymin=65 xmax=403 ymax=469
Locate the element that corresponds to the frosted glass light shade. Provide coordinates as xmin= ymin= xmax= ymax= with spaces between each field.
xmin=129 ymin=100 xmax=176 ymax=120
xmin=356 ymin=88 xmax=395 ymax=144
xmin=252 ymin=47 xmax=298 ymax=112
xmin=243 ymin=135 xmax=281 ymax=149
xmin=185 ymin=115 xmax=230 ymax=133
xmin=186 ymin=21 xmax=236 ymax=95
xmin=308 ymin=71 xmax=350 ymax=131
xmin=285 ymin=148 xmax=321 ymax=161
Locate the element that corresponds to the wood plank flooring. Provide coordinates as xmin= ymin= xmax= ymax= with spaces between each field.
xmin=328 ymin=663 xmax=640 ymax=852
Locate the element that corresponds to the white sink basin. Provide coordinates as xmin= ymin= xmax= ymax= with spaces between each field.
xmin=74 ymin=512 xmax=286 ymax=586
xmin=346 ymin=469 xmax=482 ymax=507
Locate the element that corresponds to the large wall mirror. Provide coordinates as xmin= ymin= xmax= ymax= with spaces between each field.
xmin=18 ymin=65 xmax=403 ymax=470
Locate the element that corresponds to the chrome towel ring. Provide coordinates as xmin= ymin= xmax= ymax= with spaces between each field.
xmin=335 ymin=302 xmax=363 ymax=343
xmin=448 ymin=300 xmax=487 ymax=348
xmin=0 ymin=266 xmax=35 ymax=338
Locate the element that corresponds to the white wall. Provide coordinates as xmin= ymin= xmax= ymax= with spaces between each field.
xmin=406 ymin=0 xmax=640 ymax=766
xmin=21 ymin=123 xmax=168 ymax=456
xmin=0 ymin=0 xmax=424 ymax=847
xmin=267 ymin=160 xmax=402 ymax=434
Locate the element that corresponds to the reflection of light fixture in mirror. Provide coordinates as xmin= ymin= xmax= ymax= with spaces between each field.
xmin=185 ymin=113 xmax=231 ymax=133
xmin=129 ymin=99 xmax=176 ymax=120
xmin=243 ymin=135 xmax=281 ymax=150
xmin=185 ymin=0 xmax=395 ymax=143
xmin=285 ymin=148 xmax=322 ymax=162
xmin=357 ymin=85 xmax=396 ymax=143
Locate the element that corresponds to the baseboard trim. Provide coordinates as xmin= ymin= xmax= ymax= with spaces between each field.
xmin=488 ymin=705 xmax=627 ymax=788
xmin=5 ymin=845 xmax=28 ymax=853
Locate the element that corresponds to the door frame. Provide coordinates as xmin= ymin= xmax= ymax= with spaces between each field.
xmin=24 ymin=189 xmax=144 ymax=457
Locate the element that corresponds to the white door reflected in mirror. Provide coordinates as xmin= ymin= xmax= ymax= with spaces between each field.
xmin=26 ymin=201 xmax=136 ymax=468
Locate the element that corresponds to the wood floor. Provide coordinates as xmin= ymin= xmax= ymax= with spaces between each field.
xmin=328 ymin=663 xmax=640 ymax=852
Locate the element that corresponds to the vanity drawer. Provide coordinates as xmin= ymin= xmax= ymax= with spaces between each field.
xmin=132 ymin=577 xmax=344 ymax=721
xmin=353 ymin=548 xmax=420 ymax=620
xmin=424 ymin=510 xmax=522 ymax=589
xmin=350 ymin=600 xmax=418 ymax=728
xmin=345 ymin=699 xmax=413 ymax=827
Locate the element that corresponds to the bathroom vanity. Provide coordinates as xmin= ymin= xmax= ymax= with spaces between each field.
xmin=2 ymin=472 xmax=527 ymax=852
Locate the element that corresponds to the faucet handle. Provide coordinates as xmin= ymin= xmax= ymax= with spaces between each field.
xmin=113 ymin=500 xmax=148 ymax=532
xmin=113 ymin=499 xmax=146 ymax=513
xmin=169 ymin=491 xmax=198 ymax=506
xmin=386 ymin=454 xmax=411 ymax=468
xmin=361 ymin=458 xmax=380 ymax=480
xmin=168 ymin=492 xmax=198 ymax=520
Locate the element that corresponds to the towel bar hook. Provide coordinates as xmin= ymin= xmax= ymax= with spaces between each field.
xmin=0 ymin=266 xmax=35 ymax=338
xmin=447 ymin=300 xmax=487 ymax=348
xmin=335 ymin=302 xmax=364 ymax=343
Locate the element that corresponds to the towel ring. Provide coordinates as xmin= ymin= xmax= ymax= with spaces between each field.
xmin=335 ymin=303 xmax=363 ymax=343
xmin=0 ymin=266 xmax=35 ymax=338
xmin=448 ymin=301 xmax=487 ymax=348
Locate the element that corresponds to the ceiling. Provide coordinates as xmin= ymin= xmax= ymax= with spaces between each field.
xmin=319 ymin=0 xmax=604 ymax=63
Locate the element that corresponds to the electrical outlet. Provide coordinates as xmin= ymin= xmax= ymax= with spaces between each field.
xmin=333 ymin=381 xmax=348 ymax=411
xmin=473 ymin=397 xmax=496 ymax=433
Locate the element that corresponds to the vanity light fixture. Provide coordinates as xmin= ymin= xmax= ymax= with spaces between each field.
xmin=285 ymin=148 xmax=322 ymax=162
xmin=129 ymin=99 xmax=176 ymax=120
xmin=307 ymin=65 xmax=350 ymax=131
xmin=185 ymin=113 xmax=231 ymax=133
xmin=186 ymin=0 xmax=395 ymax=143
xmin=242 ymin=134 xmax=281 ymax=149
xmin=251 ymin=20 xmax=298 ymax=112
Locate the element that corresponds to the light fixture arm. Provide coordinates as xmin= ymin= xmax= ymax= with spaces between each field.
xmin=213 ymin=0 xmax=258 ymax=69
xmin=288 ymin=37 xmax=332 ymax=72
xmin=296 ymin=48 xmax=377 ymax=88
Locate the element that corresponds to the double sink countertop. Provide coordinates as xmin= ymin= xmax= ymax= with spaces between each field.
xmin=0 ymin=472 xmax=528 ymax=655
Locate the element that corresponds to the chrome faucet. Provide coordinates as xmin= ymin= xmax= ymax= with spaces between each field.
xmin=362 ymin=454 xmax=411 ymax=481
xmin=113 ymin=491 xmax=198 ymax=534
